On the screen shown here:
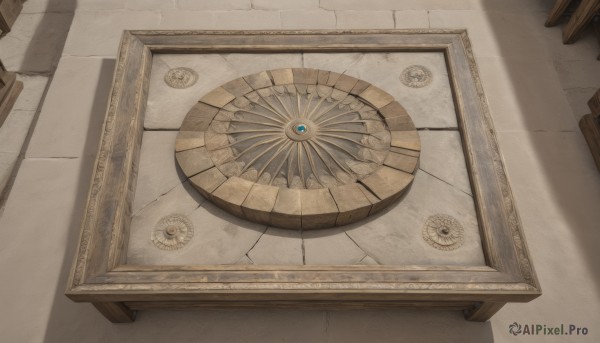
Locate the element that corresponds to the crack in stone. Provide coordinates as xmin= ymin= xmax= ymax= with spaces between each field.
xmin=419 ymin=167 xmax=472 ymax=197
xmin=344 ymin=231 xmax=382 ymax=265
xmin=300 ymin=227 xmax=306 ymax=265
xmin=243 ymin=225 xmax=269 ymax=258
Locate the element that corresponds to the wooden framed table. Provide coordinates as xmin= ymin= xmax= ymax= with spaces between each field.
xmin=65 ymin=30 xmax=541 ymax=323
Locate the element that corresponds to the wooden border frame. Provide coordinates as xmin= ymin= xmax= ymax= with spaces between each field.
xmin=65 ymin=30 xmax=541 ymax=323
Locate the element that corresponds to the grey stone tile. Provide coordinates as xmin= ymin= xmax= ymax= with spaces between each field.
xmin=132 ymin=131 xmax=186 ymax=214
xmin=394 ymin=10 xmax=429 ymax=28
xmin=0 ymin=13 xmax=73 ymax=73
xmin=346 ymin=170 xmax=485 ymax=266
xmin=62 ymin=10 xmax=160 ymax=57
xmin=335 ymin=11 xmax=395 ymax=29
xmin=0 ymin=151 xmax=18 ymax=193
xmin=478 ymin=57 xmax=578 ymax=132
xmin=178 ymin=0 xmax=251 ymax=10
xmin=429 ymin=10 xmax=548 ymax=60
xmin=0 ymin=110 xmax=36 ymax=154
xmin=328 ymin=310 xmax=493 ymax=343
xmin=21 ymin=0 xmax=77 ymax=13
xmin=76 ymin=0 xmax=125 ymax=10
xmin=252 ymin=0 xmax=319 ymax=10
xmin=344 ymin=52 xmax=457 ymax=128
xmin=419 ymin=130 xmax=472 ymax=196
xmin=12 ymin=75 xmax=48 ymax=111
xmin=565 ymin=87 xmax=597 ymax=122
xmin=159 ymin=11 xmax=215 ymax=29
xmin=127 ymin=0 xmax=175 ymax=10
xmin=0 ymin=157 xmax=96 ymax=342
xmin=248 ymin=227 xmax=303 ymax=264
xmin=26 ymin=57 xmax=114 ymax=158
xmin=213 ymin=10 xmax=282 ymax=30
xmin=281 ymin=10 xmax=336 ymax=29
xmin=554 ymin=59 xmax=600 ymax=90
xmin=303 ymin=227 xmax=366 ymax=265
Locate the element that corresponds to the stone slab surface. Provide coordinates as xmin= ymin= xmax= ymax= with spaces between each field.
xmin=303 ymin=227 xmax=367 ymax=264
xmin=0 ymin=13 xmax=72 ymax=73
xmin=247 ymin=227 xmax=303 ymax=264
xmin=347 ymin=170 xmax=485 ymax=266
xmin=419 ymin=130 xmax=472 ymax=196
xmin=132 ymin=131 xmax=186 ymax=214
xmin=26 ymin=57 xmax=114 ymax=158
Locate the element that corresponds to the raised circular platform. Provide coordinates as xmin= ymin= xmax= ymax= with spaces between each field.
xmin=175 ymin=68 xmax=420 ymax=229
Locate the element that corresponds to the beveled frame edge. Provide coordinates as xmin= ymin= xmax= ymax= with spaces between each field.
xmin=65 ymin=30 xmax=541 ymax=311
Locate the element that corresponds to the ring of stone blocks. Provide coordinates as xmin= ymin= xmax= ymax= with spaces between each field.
xmin=175 ymin=68 xmax=421 ymax=230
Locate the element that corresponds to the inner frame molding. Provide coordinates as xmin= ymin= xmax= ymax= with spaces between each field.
xmin=65 ymin=30 xmax=541 ymax=323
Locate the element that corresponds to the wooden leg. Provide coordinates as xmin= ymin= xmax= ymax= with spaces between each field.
xmin=563 ymin=0 xmax=600 ymax=44
xmin=580 ymin=113 xmax=600 ymax=172
xmin=464 ymin=302 xmax=505 ymax=322
xmin=93 ymin=302 xmax=137 ymax=323
xmin=545 ymin=0 xmax=576 ymax=27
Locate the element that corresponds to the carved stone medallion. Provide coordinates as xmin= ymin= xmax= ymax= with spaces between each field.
xmin=164 ymin=67 xmax=198 ymax=89
xmin=401 ymin=65 xmax=432 ymax=88
xmin=175 ymin=68 xmax=421 ymax=230
xmin=151 ymin=214 xmax=194 ymax=250
xmin=422 ymin=214 xmax=464 ymax=251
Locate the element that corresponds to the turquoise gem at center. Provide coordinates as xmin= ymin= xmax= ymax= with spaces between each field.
xmin=295 ymin=124 xmax=308 ymax=134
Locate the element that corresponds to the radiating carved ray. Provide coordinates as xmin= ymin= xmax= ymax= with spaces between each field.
xmin=246 ymin=96 xmax=290 ymax=122
xmin=301 ymin=92 xmax=315 ymax=118
xmin=258 ymin=93 xmax=292 ymax=121
xmin=296 ymin=93 xmax=301 ymax=118
xmin=302 ymin=141 xmax=322 ymax=184
xmin=319 ymin=129 xmax=370 ymax=135
xmin=222 ymin=136 xmax=283 ymax=164
xmin=212 ymin=133 xmax=279 ymax=149
xmin=316 ymin=136 xmax=371 ymax=163
xmin=319 ymin=133 xmax=373 ymax=148
xmin=226 ymin=129 xmax=283 ymax=134
xmin=287 ymin=146 xmax=296 ymax=186
xmin=311 ymin=95 xmax=350 ymax=122
xmin=297 ymin=142 xmax=305 ymax=187
xmin=321 ymin=119 xmax=371 ymax=127
xmin=228 ymin=119 xmax=283 ymax=128
xmin=307 ymin=140 xmax=343 ymax=182
xmin=312 ymin=139 xmax=355 ymax=176
xmin=315 ymin=108 xmax=359 ymax=126
xmin=270 ymin=144 xmax=294 ymax=185
xmin=274 ymin=92 xmax=294 ymax=119
xmin=240 ymin=138 xmax=287 ymax=174
xmin=257 ymin=140 xmax=293 ymax=179
xmin=306 ymin=95 xmax=328 ymax=120
xmin=238 ymin=109 xmax=286 ymax=125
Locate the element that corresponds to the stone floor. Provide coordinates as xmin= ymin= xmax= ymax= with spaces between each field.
xmin=1 ymin=0 xmax=600 ymax=342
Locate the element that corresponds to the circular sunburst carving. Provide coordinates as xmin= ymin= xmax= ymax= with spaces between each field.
xmin=422 ymin=214 xmax=464 ymax=251
xmin=164 ymin=67 xmax=198 ymax=89
xmin=176 ymin=68 xmax=421 ymax=230
xmin=205 ymin=85 xmax=390 ymax=189
xmin=151 ymin=214 xmax=194 ymax=250
xmin=401 ymin=65 xmax=432 ymax=88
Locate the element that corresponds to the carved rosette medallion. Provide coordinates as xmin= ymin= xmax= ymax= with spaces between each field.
xmin=164 ymin=67 xmax=198 ymax=89
xmin=422 ymin=214 xmax=464 ymax=251
xmin=401 ymin=65 xmax=432 ymax=88
xmin=151 ymin=214 xmax=194 ymax=250
xmin=175 ymin=68 xmax=421 ymax=230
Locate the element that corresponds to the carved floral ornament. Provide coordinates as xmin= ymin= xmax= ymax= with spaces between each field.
xmin=175 ymin=68 xmax=421 ymax=230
